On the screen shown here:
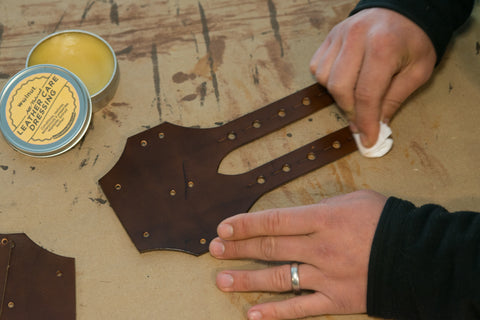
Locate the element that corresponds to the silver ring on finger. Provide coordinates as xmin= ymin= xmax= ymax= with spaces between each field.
xmin=290 ymin=262 xmax=301 ymax=295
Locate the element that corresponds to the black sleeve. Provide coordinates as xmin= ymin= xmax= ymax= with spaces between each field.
xmin=350 ymin=0 xmax=475 ymax=63
xmin=367 ymin=197 xmax=480 ymax=319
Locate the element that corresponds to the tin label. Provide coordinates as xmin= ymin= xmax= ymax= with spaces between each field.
xmin=5 ymin=72 xmax=80 ymax=145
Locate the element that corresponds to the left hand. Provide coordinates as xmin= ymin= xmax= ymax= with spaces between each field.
xmin=209 ymin=190 xmax=387 ymax=320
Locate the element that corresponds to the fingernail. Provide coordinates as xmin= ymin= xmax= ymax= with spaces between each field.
xmin=217 ymin=273 xmax=234 ymax=290
xmin=217 ymin=223 xmax=233 ymax=238
xmin=360 ymin=132 xmax=373 ymax=148
xmin=209 ymin=239 xmax=225 ymax=257
xmin=248 ymin=310 xmax=262 ymax=320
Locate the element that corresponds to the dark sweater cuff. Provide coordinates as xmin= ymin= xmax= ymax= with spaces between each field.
xmin=366 ymin=196 xmax=417 ymax=319
xmin=367 ymin=196 xmax=480 ymax=319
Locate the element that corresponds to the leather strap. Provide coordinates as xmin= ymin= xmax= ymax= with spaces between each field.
xmin=99 ymin=83 xmax=357 ymax=255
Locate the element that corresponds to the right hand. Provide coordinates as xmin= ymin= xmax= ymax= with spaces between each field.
xmin=310 ymin=8 xmax=437 ymax=147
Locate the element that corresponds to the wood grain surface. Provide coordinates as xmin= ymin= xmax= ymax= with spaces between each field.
xmin=0 ymin=1 xmax=479 ymax=319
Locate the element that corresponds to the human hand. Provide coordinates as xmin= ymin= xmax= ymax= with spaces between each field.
xmin=209 ymin=190 xmax=387 ymax=320
xmin=310 ymin=8 xmax=437 ymax=147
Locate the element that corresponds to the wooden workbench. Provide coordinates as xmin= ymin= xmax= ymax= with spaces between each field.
xmin=0 ymin=0 xmax=479 ymax=319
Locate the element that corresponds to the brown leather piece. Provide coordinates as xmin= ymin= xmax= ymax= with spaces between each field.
xmin=0 ymin=234 xmax=75 ymax=320
xmin=99 ymin=83 xmax=357 ymax=255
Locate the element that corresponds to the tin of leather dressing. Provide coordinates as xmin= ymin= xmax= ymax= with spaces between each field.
xmin=0 ymin=29 xmax=118 ymax=157
xmin=0 ymin=64 xmax=91 ymax=157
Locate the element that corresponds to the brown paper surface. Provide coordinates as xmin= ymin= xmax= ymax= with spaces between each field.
xmin=0 ymin=1 xmax=479 ymax=319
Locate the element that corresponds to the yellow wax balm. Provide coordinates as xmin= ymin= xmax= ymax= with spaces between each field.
xmin=27 ymin=30 xmax=118 ymax=110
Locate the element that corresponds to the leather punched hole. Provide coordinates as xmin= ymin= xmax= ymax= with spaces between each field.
xmin=252 ymin=120 xmax=262 ymax=129
xmin=140 ymin=140 xmax=148 ymax=147
xmin=277 ymin=109 xmax=286 ymax=117
xmin=169 ymin=189 xmax=176 ymax=196
xmin=282 ymin=164 xmax=291 ymax=172
xmin=256 ymin=176 xmax=266 ymax=184
xmin=114 ymin=184 xmax=122 ymax=191
xmin=302 ymin=97 xmax=311 ymax=106
xmin=158 ymin=132 xmax=165 ymax=139
xmin=143 ymin=232 xmax=150 ymax=238
xmin=8 ymin=301 xmax=14 ymax=309
xmin=200 ymin=238 xmax=207 ymax=245
xmin=332 ymin=141 xmax=341 ymax=149
xmin=307 ymin=152 xmax=316 ymax=160
xmin=1 ymin=237 xmax=8 ymax=246
xmin=227 ymin=132 xmax=237 ymax=141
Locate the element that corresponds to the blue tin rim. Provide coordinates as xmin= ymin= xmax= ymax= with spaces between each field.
xmin=0 ymin=64 xmax=92 ymax=157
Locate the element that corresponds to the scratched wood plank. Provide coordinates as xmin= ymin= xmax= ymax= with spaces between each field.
xmin=0 ymin=1 xmax=479 ymax=319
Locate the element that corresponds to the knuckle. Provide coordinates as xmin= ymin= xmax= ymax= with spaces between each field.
xmin=309 ymin=61 xmax=318 ymax=75
xmin=369 ymin=32 xmax=397 ymax=53
xmin=259 ymin=236 xmax=276 ymax=260
xmin=227 ymin=241 xmax=241 ymax=257
xmin=345 ymin=19 xmax=367 ymax=39
xmin=326 ymin=80 xmax=346 ymax=97
xmin=382 ymin=96 xmax=402 ymax=110
xmin=354 ymin=87 xmax=376 ymax=105
xmin=309 ymin=64 xmax=316 ymax=76
xmin=264 ymin=209 xmax=283 ymax=233
xmin=409 ymin=64 xmax=434 ymax=85
xmin=366 ymin=36 xmax=401 ymax=67
xmin=314 ymin=69 xmax=328 ymax=86
xmin=327 ymin=83 xmax=354 ymax=111
xmin=270 ymin=267 xmax=290 ymax=290
xmin=289 ymin=300 xmax=308 ymax=318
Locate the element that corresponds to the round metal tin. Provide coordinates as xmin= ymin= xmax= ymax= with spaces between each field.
xmin=26 ymin=29 xmax=118 ymax=112
xmin=0 ymin=64 xmax=92 ymax=157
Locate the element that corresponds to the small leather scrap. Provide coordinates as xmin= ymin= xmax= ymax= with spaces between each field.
xmin=0 ymin=234 xmax=75 ymax=319
xmin=99 ymin=83 xmax=357 ymax=255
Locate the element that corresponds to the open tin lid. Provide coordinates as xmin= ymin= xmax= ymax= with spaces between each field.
xmin=26 ymin=30 xmax=119 ymax=112
xmin=0 ymin=64 xmax=92 ymax=157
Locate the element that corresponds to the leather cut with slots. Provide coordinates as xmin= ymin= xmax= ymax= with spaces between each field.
xmin=0 ymin=234 xmax=75 ymax=320
xmin=99 ymin=83 xmax=357 ymax=256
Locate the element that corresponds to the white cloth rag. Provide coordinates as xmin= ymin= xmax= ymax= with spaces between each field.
xmin=353 ymin=122 xmax=393 ymax=158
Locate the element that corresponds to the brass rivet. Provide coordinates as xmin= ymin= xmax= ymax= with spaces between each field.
xmin=252 ymin=120 xmax=261 ymax=128
xmin=169 ymin=189 xmax=176 ymax=196
xmin=7 ymin=301 xmax=14 ymax=309
xmin=158 ymin=132 xmax=165 ymax=139
xmin=114 ymin=184 xmax=122 ymax=191
xmin=188 ymin=181 xmax=194 ymax=188
xmin=140 ymin=140 xmax=148 ymax=147
xmin=307 ymin=152 xmax=316 ymax=161
xmin=302 ymin=97 xmax=311 ymax=106
xmin=143 ymin=232 xmax=150 ymax=238
xmin=278 ymin=109 xmax=286 ymax=117
xmin=200 ymin=238 xmax=207 ymax=245
xmin=282 ymin=164 xmax=291 ymax=172
xmin=56 ymin=270 xmax=63 ymax=277
xmin=256 ymin=176 xmax=266 ymax=184
xmin=227 ymin=132 xmax=237 ymax=141
xmin=1 ymin=238 xmax=8 ymax=246
xmin=332 ymin=141 xmax=341 ymax=149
